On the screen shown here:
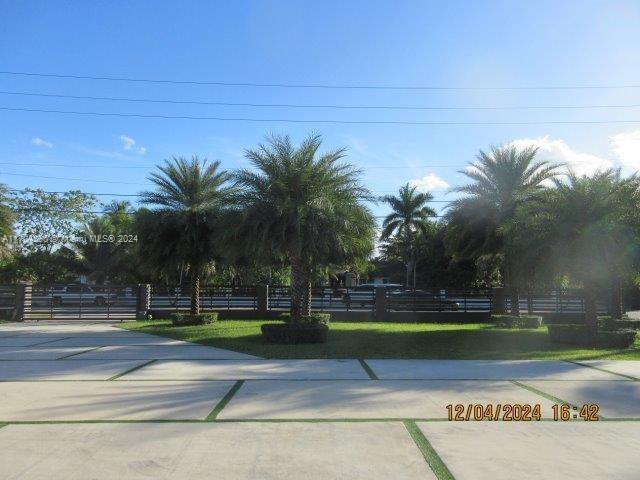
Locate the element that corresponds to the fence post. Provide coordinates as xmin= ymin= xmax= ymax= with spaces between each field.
xmin=374 ymin=286 xmax=387 ymax=320
xmin=257 ymin=284 xmax=269 ymax=316
xmin=136 ymin=284 xmax=151 ymax=320
xmin=491 ymin=287 xmax=505 ymax=315
xmin=12 ymin=282 xmax=30 ymax=322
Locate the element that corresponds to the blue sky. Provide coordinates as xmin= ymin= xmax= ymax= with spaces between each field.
xmin=1 ymin=0 xmax=640 ymax=218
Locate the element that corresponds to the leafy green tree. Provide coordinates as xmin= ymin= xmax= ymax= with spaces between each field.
xmin=380 ymin=183 xmax=436 ymax=287
xmin=9 ymin=189 xmax=96 ymax=254
xmin=516 ymin=170 xmax=640 ymax=328
xmin=445 ymin=144 xmax=559 ymax=315
xmin=140 ymin=156 xmax=233 ymax=315
xmin=234 ymin=134 xmax=376 ymax=325
xmin=0 ymin=184 xmax=13 ymax=260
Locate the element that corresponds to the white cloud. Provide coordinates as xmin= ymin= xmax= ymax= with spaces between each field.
xmin=31 ymin=137 xmax=53 ymax=148
xmin=119 ymin=135 xmax=136 ymax=151
xmin=610 ymin=130 xmax=640 ymax=171
xmin=509 ymin=135 xmax=612 ymax=176
xmin=409 ymin=173 xmax=450 ymax=191
xmin=119 ymin=135 xmax=146 ymax=155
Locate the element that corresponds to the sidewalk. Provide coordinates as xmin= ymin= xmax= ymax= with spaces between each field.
xmin=0 ymin=322 xmax=638 ymax=479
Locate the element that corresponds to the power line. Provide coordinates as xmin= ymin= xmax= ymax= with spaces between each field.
xmin=2 ymin=161 xmax=460 ymax=170
xmin=3 ymin=106 xmax=640 ymax=126
xmin=3 ymin=89 xmax=640 ymax=111
xmin=1 ymin=70 xmax=639 ymax=91
xmin=7 ymin=189 xmax=140 ymax=197
xmin=3 ymin=162 xmax=151 ymax=169
xmin=5 ymin=186 xmax=450 ymax=199
xmin=9 ymin=207 xmax=443 ymax=218
xmin=2 ymin=172 xmax=149 ymax=185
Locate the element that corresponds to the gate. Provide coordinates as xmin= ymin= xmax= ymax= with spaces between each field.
xmin=24 ymin=284 xmax=138 ymax=321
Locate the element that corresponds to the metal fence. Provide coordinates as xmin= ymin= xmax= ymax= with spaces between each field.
xmin=386 ymin=288 xmax=494 ymax=312
xmin=386 ymin=287 xmax=608 ymax=313
xmin=267 ymin=286 xmax=375 ymax=312
xmin=3 ymin=283 xmax=617 ymax=320
xmin=150 ymin=284 xmax=258 ymax=311
xmin=25 ymin=284 xmax=138 ymax=321
xmin=0 ymin=284 xmax=15 ymax=318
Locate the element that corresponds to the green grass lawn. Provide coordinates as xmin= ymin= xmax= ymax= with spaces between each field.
xmin=121 ymin=319 xmax=640 ymax=360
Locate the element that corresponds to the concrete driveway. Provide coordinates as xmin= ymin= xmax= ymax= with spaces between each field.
xmin=0 ymin=322 xmax=638 ymax=479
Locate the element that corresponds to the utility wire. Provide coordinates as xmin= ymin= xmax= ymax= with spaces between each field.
xmin=1 ymin=161 xmax=460 ymax=170
xmin=3 ymin=106 xmax=640 ymax=126
xmin=2 ymin=90 xmax=640 ymax=111
xmin=7 ymin=189 xmax=140 ymax=197
xmin=1 ymin=70 xmax=639 ymax=91
xmin=5 ymin=186 xmax=449 ymax=199
xmin=8 ymin=206 xmax=443 ymax=218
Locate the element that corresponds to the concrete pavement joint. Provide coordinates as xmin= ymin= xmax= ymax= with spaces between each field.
xmin=358 ymin=359 xmax=378 ymax=379
xmin=404 ymin=420 xmax=456 ymax=480
xmin=55 ymin=347 xmax=103 ymax=359
xmin=106 ymin=360 xmax=157 ymax=380
xmin=509 ymin=380 xmax=610 ymax=419
xmin=564 ymin=359 xmax=640 ymax=381
xmin=27 ymin=337 xmax=73 ymax=347
xmin=205 ymin=380 xmax=245 ymax=421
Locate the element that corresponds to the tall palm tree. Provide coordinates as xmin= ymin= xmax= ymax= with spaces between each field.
xmin=445 ymin=144 xmax=559 ymax=315
xmin=380 ymin=183 xmax=436 ymax=287
xmin=234 ymin=134 xmax=375 ymax=326
xmin=520 ymin=170 xmax=639 ymax=328
xmin=140 ymin=156 xmax=233 ymax=315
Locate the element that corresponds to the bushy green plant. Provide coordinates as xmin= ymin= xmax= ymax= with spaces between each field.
xmin=280 ymin=312 xmax=331 ymax=326
xmin=170 ymin=312 xmax=218 ymax=326
xmin=492 ymin=314 xmax=542 ymax=329
xmin=261 ymin=322 xmax=328 ymax=344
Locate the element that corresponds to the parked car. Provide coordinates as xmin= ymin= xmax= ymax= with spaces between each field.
xmin=48 ymin=285 xmax=116 ymax=306
xmin=342 ymin=283 xmax=403 ymax=307
xmin=388 ymin=289 xmax=460 ymax=311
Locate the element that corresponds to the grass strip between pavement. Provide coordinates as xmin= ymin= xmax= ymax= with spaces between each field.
xmin=56 ymin=346 xmax=103 ymax=359
xmin=358 ymin=359 xmax=378 ymax=379
xmin=404 ymin=420 xmax=455 ymax=480
xmin=205 ymin=380 xmax=245 ymax=421
xmin=107 ymin=360 xmax=157 ymax=380
xmin=510 ymin=380 xmax=573 ymax=405
xmin=564 ymin=360 xmax=640 ymax=381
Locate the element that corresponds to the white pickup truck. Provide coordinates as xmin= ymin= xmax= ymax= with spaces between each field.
xmin=48 ymin=285 xmax=117 ymax=306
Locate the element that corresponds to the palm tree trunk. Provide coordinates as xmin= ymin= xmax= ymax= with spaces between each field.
xmin=190 ymin=269 xmax=200 ymax=316
xmin=503 ymin=256 xmax=520 ymax=316
xmin=405 ymin=261 xmax=410 ymax=288
xmin=302 ymin=279 xmax=312 ymax=316
xmin=584 ymin=282 xmax=598 ymax=331
xmin=290 ymin=257 xmax=304 ymax=327
xmin=610 ymin=276 xmax=623 ymax=320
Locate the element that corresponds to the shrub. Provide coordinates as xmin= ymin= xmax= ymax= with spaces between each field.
xmin=170 ymin=312 xmax=218 ymax=326
xmin=547 ymin=324 xmax=636 ymax=348
xmin=492 ymin=315 xmax=542 ymax=329
xmin=261 ymin=322 xmax=329 ymax=344
xmin=598 ymin=316 xmax=640 ymax=331
xmin=280 ymin=312 xmax=331 ymax=326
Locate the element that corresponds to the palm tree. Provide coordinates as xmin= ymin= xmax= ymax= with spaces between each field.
xmin=234 ymin=134 xmax=376 ymax=326
xmin=520 ymin=170 xmax=639 ymax=329
xmin=445 ymin=144 xmax=559 ymax=315
xmin=380 ymin=183 xmax=436 ymax=287
xmin=140 ymin=156 xmax=233 ymax=315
